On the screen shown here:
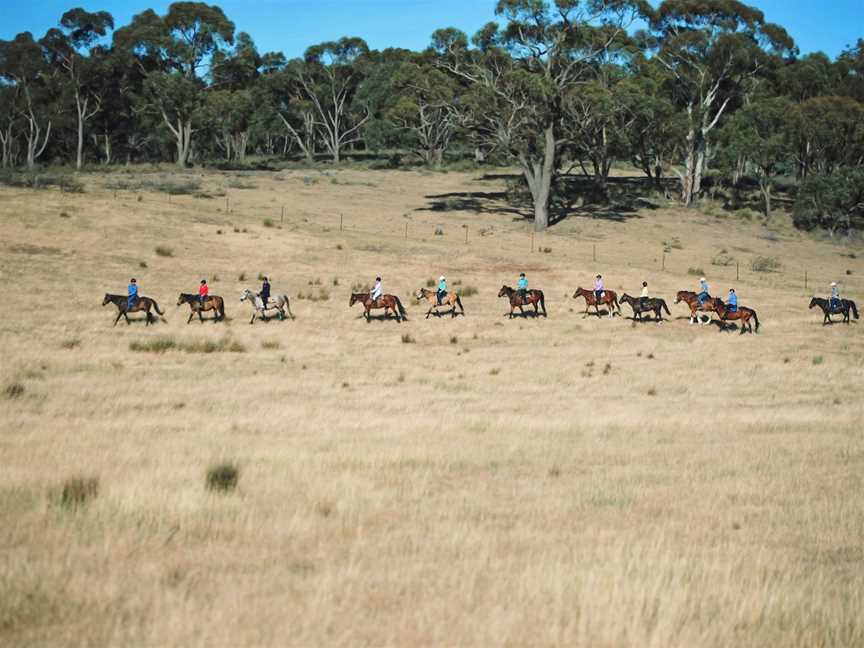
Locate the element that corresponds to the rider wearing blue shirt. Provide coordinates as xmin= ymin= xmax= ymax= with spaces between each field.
xmin=437 ymin=276 xmax=447 ymax=305
xmin=727 ymin=288 xmax=738 ymax=313
xmin=698 ymin=277 xmax=709 ymax=306
xmin=517 ymin=273 xmax=528 ymax=300
xmin=127 ymin=278 xmax=138 ymax=310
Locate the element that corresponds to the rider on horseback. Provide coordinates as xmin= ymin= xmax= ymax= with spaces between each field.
xmin=437 ymin=276 xmax=447 ymax=305
xmin=517 ymin=273 xmax=528 ymax=300
xmin=830 ymin=282 xmax=841 ymax=310
xmin=127 ymin=278 xmax=138 ymax=310
xmin=594 ymin=275 xmax=604 ymax=303
xmin=199 ymin=279 xmax=209 ymax=305
xmin=259 ymin=277 xmax=271 ymax=309
xmin=725 ymin=288 xmax=738 ymax=316
xmin=640 ymin=281 xmax=649 ymax=299
xmin=697 ymin=277 xmax=709 ymax=307
xmin=371 ymin=277 xmax=383 ymax=304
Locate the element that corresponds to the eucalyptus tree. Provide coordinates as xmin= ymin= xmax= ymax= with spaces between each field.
xmin=0 ymin=32 xmax=56 ymax=169
xmin=434 ymin=0 xmax=649 ymax=230
xmin=113 ymin=2 xmax=235 ymax=167
xmin=647 ymin=0 xmax=795 ymax=205
xmin=40 ymin=9 xmax=114 ymax=169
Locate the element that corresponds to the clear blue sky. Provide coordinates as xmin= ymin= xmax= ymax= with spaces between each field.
xmin=2 ymin=0 xmax=861 ymax=59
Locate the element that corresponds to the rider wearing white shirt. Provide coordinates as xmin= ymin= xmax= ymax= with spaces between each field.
xmin=370 ymin=277 xmax=383 ymax=302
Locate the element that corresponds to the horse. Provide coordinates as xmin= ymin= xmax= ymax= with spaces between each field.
xmin=349 ymin=292 xmax=408 ymax=323
xmin=809 ymin=297 xmax=859 ymax=325
xmin=498 ymin=285 xmax=547 ymax=318
xmin=414 ymin=288 xmax=465 ymax=319
xmin=572 ymin=287 xmax=620 ymax=319
xmin=620 ymin=294 xmax=671 ymax=322
xmin=675 ymin=290 xmax=719 ymax=325
xmin=102 ymin=293 xmax=165 ymax=326
xmin=712 ymin=299 xmax=760 ymax=334
xmin=240 ymin=288 xmax=294 ymax=324
xmin=177 ymin=293 xmax=226 ymax=324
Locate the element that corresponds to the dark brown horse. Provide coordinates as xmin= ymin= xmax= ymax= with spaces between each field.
xmin=713 ymin=299 xmax=760 ymax=334
xmin=414 ymin=288 xmax=465 ymax=318
xmin=620 ymin=294 xmax=671 ymax=322
xmin=809 ymin=297 xmax=859 ymax=325
xmin=675 ymin=290 xmax=719 ymax=325
xmin=177 ymin=293 xmax=226 ymax=323
xmin=102 ymin=293 xmax=165 ymax=326
xmin=572 ymin=287 xmax=620 ymax=319
xmin=498 ymin=285 xmax=547 ymax=318
xmin=349 ymin=292 xmax=408 ymax=323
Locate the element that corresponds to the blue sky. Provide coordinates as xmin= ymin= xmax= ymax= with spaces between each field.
xmin=2 ymin=0 xmax=861 ymax=59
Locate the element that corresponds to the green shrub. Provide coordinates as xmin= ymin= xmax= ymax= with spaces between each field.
xmin=687 ymin=267 xmax=705 ymax=276
xmin=4 ymin=382 xmax=25 ymax=399
xmin=712 ymin=253 xmax=735 ymax=267
xmin=155 ymin=246 xmax=173 ymax=257
xmin=262 ymin=218 xmax=275 ymax=228
xmin=750 ymin=256 xmax=782 ymax=273
xmin=457 ymin=286 xmax=479 ymax=297
xmin=130 ymin=337 xmax=176 ymax=353
xmin=206 ymin=462 xmax=239 ymax=493
xmin=51 ymin=476 xmax=99 ymax=510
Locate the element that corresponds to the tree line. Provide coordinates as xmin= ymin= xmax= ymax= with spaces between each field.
xmin=0 ymin=1 xmax=862 ymax=233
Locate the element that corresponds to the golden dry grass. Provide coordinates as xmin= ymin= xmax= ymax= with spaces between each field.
xmin=1 ymin=166 xmax=863 ymax=646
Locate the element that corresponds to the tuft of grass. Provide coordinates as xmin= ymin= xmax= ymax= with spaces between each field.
xmin=812 ymin=356 xmax=824 ymax=366
xmin=226 ymin=178 xmax=256 ymax=190
xmin=426 ymin=278 xmax=436 ymax=288
xmin=139 ymin=261 xmax=148 ymax=269
xmin=540 ymin=247 xmax=552 ymax=254
xmin=145 ymin=178 xmax=201 ymax=195
xmin=401 ymin=334 xmax=415 ymax=344
xmin=262 ymin=218 xmax=275 ymax=228
xmin=181 ymin=338 xmax=246 ymax=354
xmin=750 ymin=256 xmax=782 ymax=273
xmin=712 ymin=253 xmax=735 ymax=267
xmin=336 ymin=244 xmax=344 ymax=250
xmin=489 ymin=368 xmax=501 ymax=376
xmin=687 ymin=267 xmax=705 ymax=276
xmin=206 ymin=462 xmax=239 ymax=493
xmin=130 ymin=337 xmax=176 ymax=353
xmin=4 ymin=382 xmax=25 ymax=399
xmin=434 ymin=227 xmax=444 ymax=236
xmin=59 ymin=210 xmax=70 ymax=218
xmin=647 ymin=387 xmax=657 ymax=396
xmin=238 ymin=272 xmax=246 ymax=282
xmin=50 ymin=476 xmax=99 ymax=510
xmin=662 ymin=237 xmax=683 ymax=252
xmin=60 ymin=338 xmax=81 ymax=350
xmin=155 ymin=245 xmax=174 ymax=258
xmin=261 ymin=339 xmax=281 ymax=350
xmin=457 ymin=286 xmax=478 ymax=298
xmin=450 ymin=336 xmax=458 ymax=345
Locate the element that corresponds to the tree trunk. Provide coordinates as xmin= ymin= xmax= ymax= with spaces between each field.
xmin=76 ymin=113 xmax=85 ymax=170
xmin=102 ymin=132 xmax=111 ymax=165
xmin=474 ymin=147 xmax=486 ymax=163
xmin=521 ymin=124 xmax=556 ymax=231
xmin=759 ymin=175 xmax=771 ymax=219
xmin=176 ymin=119 xmax=192 ymax=168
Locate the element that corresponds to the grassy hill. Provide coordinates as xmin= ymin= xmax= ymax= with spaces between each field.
xmin=1 ymin=167 xmax=862 ymax=646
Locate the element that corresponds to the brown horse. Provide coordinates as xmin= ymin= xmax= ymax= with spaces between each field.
xmin=675 ymin=290 xmax=719 ymax=325
xmin=102 ymin=293 xmax=165 ymax=326
xmin=498 ymin=285 xmax=547 ymax=318
xmin=713 ymin=299 xmax=760 ymax=334
xmin=177 ymin=293 xmax=226 ymax=323
xmin=620 ymin=294 xmax=671 ymax=322
xmin=414 ymin=288 xmax=465 ymax=319
xmin=349 ymin=292 xmax=408 ymax=323
xmin=572 ymin=287 xmax=621 ymax=319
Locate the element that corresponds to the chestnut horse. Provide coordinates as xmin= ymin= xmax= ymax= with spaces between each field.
xmin=102 ymin=293 xmax=165 ymax=326
xmin=572 ymin=287 xmax=621 ymax=319
xmin=498 ymin=285 xmax=547 ymax=318
xmin=809 ymin=297 xmax=859 ymax=325
xmin=177 ymin=293 xmax=226 ymax=323
xmin=349 ymin=292 xmax=408 ymax=323
xmin=675 ymin=290 xmax=719 ymax=325
xmin=414 ymin=288 xmax=465 ymax=318
xmin=713 ymin=299 xmax=759 ymax=334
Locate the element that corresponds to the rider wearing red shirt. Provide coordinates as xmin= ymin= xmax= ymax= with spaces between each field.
xmin=199 ymin=279 xmax=209 ymax=305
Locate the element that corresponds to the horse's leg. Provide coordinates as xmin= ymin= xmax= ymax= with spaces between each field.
xmin=426 ymin=305 xmax=432 ymax=319
xmin=187 ymin=311 xmax=194 ymax=324
xmin=113 ymin=310 xmax=123 ymax=327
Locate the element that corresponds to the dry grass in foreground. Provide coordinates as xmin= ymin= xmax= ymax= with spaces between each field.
xmin=1 ymin=167 xmax=862 ymax=646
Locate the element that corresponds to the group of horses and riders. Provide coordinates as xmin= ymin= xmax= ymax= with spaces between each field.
xmin=104 ymin=271 xmax=856 ymax=333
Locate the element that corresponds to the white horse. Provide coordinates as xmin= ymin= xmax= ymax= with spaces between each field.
xmin=240 ymin=289 xmax=294 ymax=324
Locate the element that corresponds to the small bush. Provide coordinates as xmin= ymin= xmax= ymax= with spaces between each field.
xmin=155 ymin=246 xmax=173 ymax=257
xmin=261 ymin=339 xmax=281 ymax=350
xmin=457 ymin=286 xmax=478 ymax=297
xmin=401 ymin=334 xmax=415 ymax=344
xmin=662 ymin=237 xmax=683 ymax=252
xmin=262 ymin=218 xmax=275 ymax=228
xmin=434 ymin=227 xmax=444 ymax=236
xmin=130 ymin=337 xmax=176 ymax=353
xmin=540 ymin=247 xmax=552 ymax=254
xmin=4 ymin=382 xmax=25 ymax=399
xmin=489 ymin=368 xmax=501 ymax=376
xmin=181 ymin=338 xmax=245 ymax=354
xmin=450 ymin=336 xmax=458 ymax=345
xmin=59 ymin=210 xmax=70 ymax=218
xmin=238 ymin=272 xmax=246 ymax=281
xmin=426 ymin=278 xmax=436 ymax=288
xmin=60 ymin=338 xmax=81 ymax=350
xmin=812 ymin=356 xmax=824 ymax=366
xmin=51 ymin=476 xmax=99 ymax=510
xmin=206 ymin=462 xmax=239 ymax=493
xmin=712 ymin=253 xmax=735 ymax=267
xmin=750 ymin=256 xmax=782 ymax=273
xmin=139 ymin=261 xmax=148 ymax=269
xmin=145 ymin=178 xmax=201 ymax=195
xmin=226 ymin=178 xmax=256 ymax=190
xmin=687 ymin=267 xmax=705 ymax=276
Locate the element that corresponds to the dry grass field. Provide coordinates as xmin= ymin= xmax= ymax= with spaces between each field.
xmin=1 ymin=165 xmax=863 ymax=646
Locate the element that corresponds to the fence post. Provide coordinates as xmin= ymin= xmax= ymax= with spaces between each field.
xmin=340 ymin=213 xmax=343 ymax=232
xmin=662 ymin=251 xmax=665 ymax=271
xmin=593 ymin=244 xmax=597 ymax=263
xmin=531 ymin=230 xmax=534 ymax=253
xmin=404 ymin=222 xmax=408 ymax=240
xmin=804 ymin=270 xmax=808 ymax=290
xmin=736 ymin=262 xmax=739 ymax=281
xmin=281 ymin=205 xmax=284 ymax=224
xmin=465 ymin=226 xmax=468 ymax=244
xmin=225 ymin=195 xmax=229 ymax=212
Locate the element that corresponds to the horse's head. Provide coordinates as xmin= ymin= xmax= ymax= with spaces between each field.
xmin=102 ymin=294 xmax=111 ymax=306
xmin=674 ymin=290 xmax=688 ymax=304
xmin=808 ymin=297 xmax=818 ymax=309
xmin=177 ymin=293 xmax=186 ymax=306
xmin=349 ymin=293 xmax=360 ymax=306
xmin=414 ymin=289 xmax=425 ymax=300
xmin=240 ymin=290 xmax=250 ymax=302
xmin=572 ymin=287 xmax=585 ymax=299
xmin=621 ymin=293 xmax=631 ymax=302
xmin=498 ymin=286 xmax=510 ymax=298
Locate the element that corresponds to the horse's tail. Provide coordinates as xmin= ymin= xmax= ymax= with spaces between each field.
xmin=662 ymin=299 xmax=671 ymax=316
xmin=456 ymin=295 xmax=465 ymax=315
xmin=395 ymin=296 xmax=408 ymax=320
xmin=751 ymin=308 xmax=760 ymax=332
xmin=850 ymin=300 xmax=859 ymax=320
xmin=151 ymin=298 xmax=165 ymax=316
xmin=218 ymin=297 xmax=226 ymax=320
xmin=539 ymin=290 xmax=547 ymax=316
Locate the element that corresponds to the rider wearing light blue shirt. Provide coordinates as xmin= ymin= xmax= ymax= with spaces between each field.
xmin=127 ymin=278 xmax=138 ymax=310
xmin=830 ymin=282 xmax=840 ymax=310
xmin=727 ymin=288 xmax=737 ymax=312
xmin=437 ymin=276 xmax=446 ymax=305
xmin=517 ymin=273 xmax=528 ymax=299
xmin=698 ymin=277 xmax=709 ymax=306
